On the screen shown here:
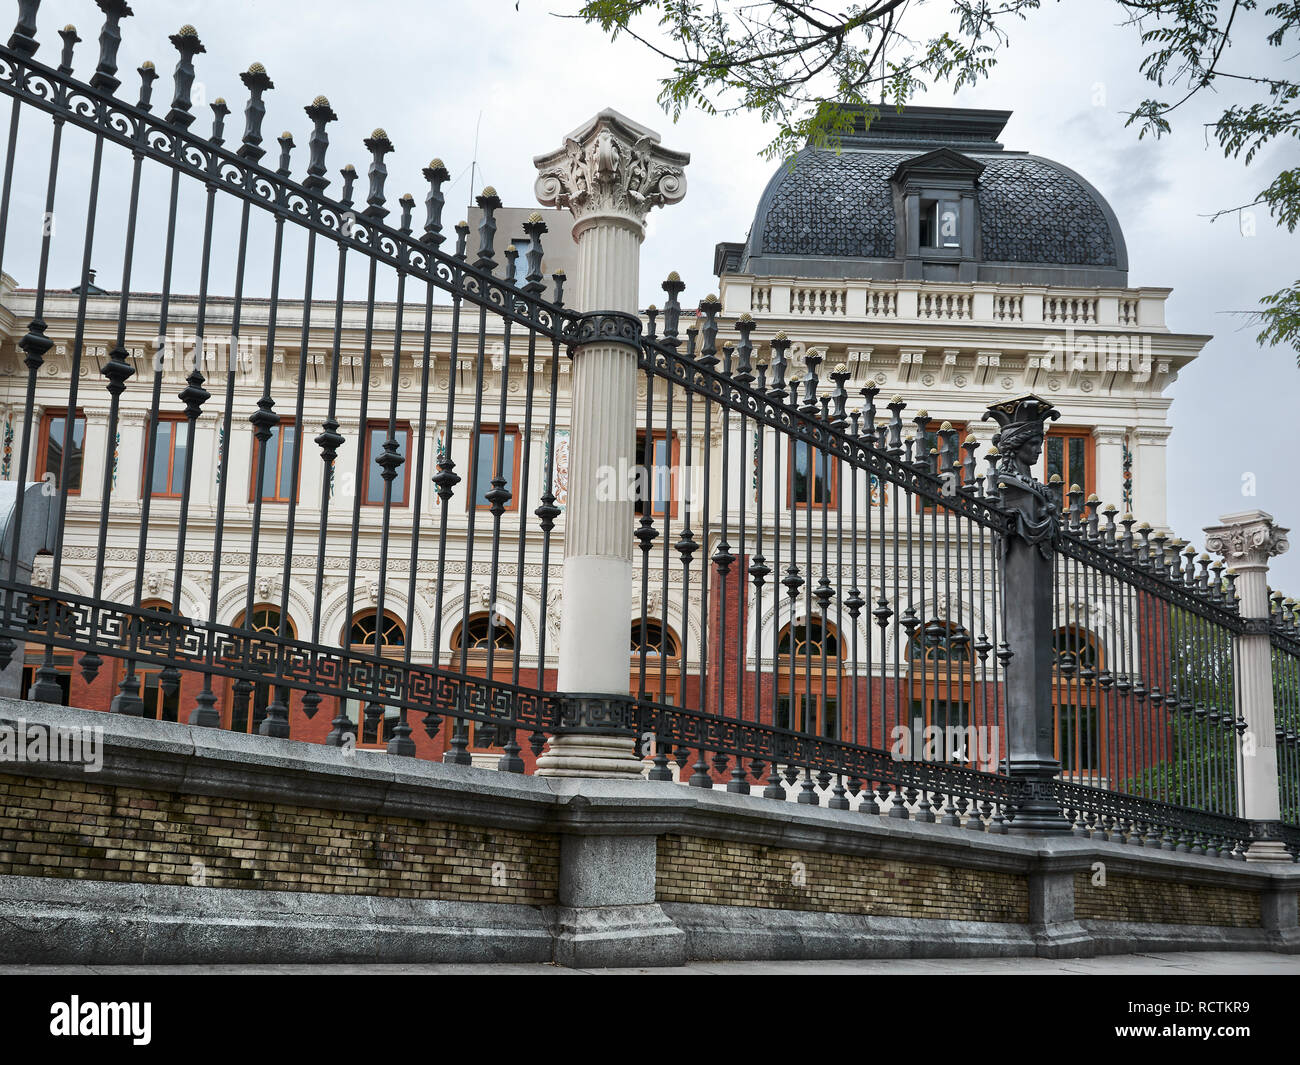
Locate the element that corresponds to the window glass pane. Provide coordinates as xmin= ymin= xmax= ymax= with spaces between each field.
xmin=474 ymin=432 xmax=495 ymax=505
xmin=792 ymin=441 xmax=810 ymax=503
xmin=366 ymin=428 xmax=386 ymax=504
xmin=279 ymin=424 xmax=297 ymax=499
xmin=653 ymin=437 xmax=670 ymax=514
xmin=150 ymin=421 xmax=173 ymax=495
xmin=171 ymin=421 xmax=188 ymax=495
xmin=45 ymin=414 xmax=85 ymax=490
xmin=259 ymin=426 xmax=279 ymax=500
xmin=1046 ymin=436 xmax=1064 ymax=484
xmin=499 ymin=432 xmax=516 ymax=500
xmin=939 ymin=200 xmax=960 ymax=247
xmin=822 ymin=697 xmax=838 ymax=739
xmin=1068 ymin=437 xmax=1085 ymax=492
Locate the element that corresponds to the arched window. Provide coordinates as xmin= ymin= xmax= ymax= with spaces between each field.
xmin=342 ymin=610 xmax=406 ymax=746
xmin=907 ymin=618 xmax=974 ymax=762
xmin=1052 ymin=626 xmax=1105 ymax=779
xmin=776 ymin=617 xmax=841 ymax=739
xmin=451 ymin=613 xmax=516 ymax=655
xmin=447 ymin=613 xmax=518 ymax=749
xmin=227 ymin=606 xmax=296 ymax=735
xmin=630 ymin=619 xmax=681 ymax=705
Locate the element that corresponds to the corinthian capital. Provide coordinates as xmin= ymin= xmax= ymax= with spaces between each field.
xmin=533 ymin=108 xmax=689 ymax=234
xmin=1204 ymin=509 xmax=1290 ymax=571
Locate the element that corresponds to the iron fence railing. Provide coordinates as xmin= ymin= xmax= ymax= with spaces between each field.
xmin=0 ymin=3 xmax=1293 ymax=860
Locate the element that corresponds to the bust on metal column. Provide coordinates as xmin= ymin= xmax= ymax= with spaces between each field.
xmin=983 ymin=394 xmax=1072 ymax=832
xmin=532 ymin=111 xmax=689 ymax=776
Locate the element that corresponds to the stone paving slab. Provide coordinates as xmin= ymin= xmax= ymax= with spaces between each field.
xmin=2 ymin=951 xmax=1297 ymax=975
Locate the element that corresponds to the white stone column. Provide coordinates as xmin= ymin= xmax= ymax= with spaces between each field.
xmin=532 ymin=109 xmax=688 ymax=777
xmin=1204 ymin=510 xmax=1291 ymax=862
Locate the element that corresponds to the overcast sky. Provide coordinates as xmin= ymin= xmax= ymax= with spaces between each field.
xmin=6 ymin=0 xmax=1300 ymax=588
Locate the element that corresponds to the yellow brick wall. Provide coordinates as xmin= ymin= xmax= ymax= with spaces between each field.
xmin=1073 ymin=871 xmax=1260 ymax=927
xmin=656 ymin=833 xmax=1030 ymax=923
xmin=0 ymin=772 xmax=558 ymax=903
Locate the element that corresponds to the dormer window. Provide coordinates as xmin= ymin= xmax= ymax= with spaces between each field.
xmin=919 ymin=201 xmax=936 ymax=247
xmin=919 ymin=198 xmax=962 ymax=249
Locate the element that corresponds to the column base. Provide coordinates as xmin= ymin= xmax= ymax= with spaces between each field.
xmin=535 ymin=733 xmax=645 ymax=778
xmin=1245 ymin=839 xmax=1295 ymax=864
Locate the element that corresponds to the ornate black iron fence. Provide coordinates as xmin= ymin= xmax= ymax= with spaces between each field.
xmin=1273 ymin=600 xmax=1300 ymax=827
xmin=0 ymin=3 xmax=1291 ymax=860
xmin=0 ymin=6 xmax=583 ymax=765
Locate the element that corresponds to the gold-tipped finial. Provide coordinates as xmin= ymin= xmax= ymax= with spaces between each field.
xmin=704 ymin=293 xmax=719 ymax=303
xmin=505 ymin=243 xmax=517 ymax=253
xmin=554 ymin=267 xmax=566 ymax=275
xmin=773 ymin=330 xmax=788 ymax=341
xmin=456 ymin=220 xmax=468 ymax=229
xmin=667 ymin=270 xmax=681 ymax=282
xmin=213 ymin=96 xmax=225 ymax=106
xmin=890 ymin=394 xmax=903 ymax=403
xmin=178 ymin=24 xmax=198 ymax=36
xmin=371 ymin=127 xmax=388 ymax=140
xmin=280 ymin=130 xmax=292 ymax=139
xmin=429 ymin=157 xmax=444 ymax=170
xmin=939 ymin=420 xmax=952 ymax=431
xmin=1048 ymin=473 xmax=1062 ymax=483
xmin=341 ymin=163 xmax=356 ymax=174
xmin=834 ymin=362 xmax=848 ymax=374
xmin=916 ymin=409 xmax=929 ymax=419
xmin=141 ymin=60 xmax=155 ymax=70
xmin=986 ymin=444 xmax=1000 ymax=456
xmin=64 ymin=24 xmax=76 ymax=33
xmin=312 ymin=95 xmax=330 ymax=108
xmin=481 ymin=185 xmax=497 ymax=197
xmin=400 ymin=193 xmax=414 ymax=203
xmin=1086 ymin=493 xmax=1101 ymax=503
xmin=527 ymin=211 xmax=543 ymax=223
xmin=646 ymin=303 xmax=657 ymax=313
xmin=248 ymin=62 xmax=266 ymax=74
xmin=1070 ymin=483 xmax=1081 ymax=493
xmin=1102 ymin=503 xmax=1118 ymax=512
xmin=738 ymin=312 xmax=753 ymax=323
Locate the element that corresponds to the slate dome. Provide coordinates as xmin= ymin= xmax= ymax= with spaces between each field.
xmin=719 ymin=106 xmax=1128 ymax=287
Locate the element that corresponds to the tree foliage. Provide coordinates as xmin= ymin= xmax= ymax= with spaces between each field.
xmin=576 ymin=0 xmax=1300 ymax=360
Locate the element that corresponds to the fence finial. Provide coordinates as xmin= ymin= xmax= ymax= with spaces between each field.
xmin=767 ymin=332 xmax=790 ymax=401
xmin=275 ymin=131 xmax=294 ymax=179
xmin=799 ymin=348 xmax=823 ymax=416
xmin=474 ymin=187 xmax=502 ymax=271
xmin=521 ymin=213 xmax=548 ymax=294
xmin=135 ymin=61 xmax=157 ymax=110
xmin=238 ymin=63 xmax=275 ymax=161
xmin=209 ymin=97 xmax=230 ymax=147
xmin=362 ymin=129 xmax=394 ymax=220
xmin=421 ymin=159 xmax=450 ymax=247
xmin=92 ymin=1 xmax=133 ymax=92
xmin=8 ymin=0 xmax=42 ymax=59
xmin=303 ymin=97 xmax=338 ymax=191
xmin=165 ymin=25 xmax=205 ymax=129
xmin=697 ymin=295 xmax=721 ymax=367
xmin=57 ymin=24 xmax=80 ymax=76
xmin=659 ymin=271 xmax=684 ymax=347
xmin=734 ymin=313 xmax=756 ymax=384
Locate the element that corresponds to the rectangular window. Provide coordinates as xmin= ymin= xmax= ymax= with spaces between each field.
xmin=251 ymin=420 xmax=300 ymax=503
xmin=362 ymin=421 xmax=411 ymax=506
xmin=37 ymin=410 xmax=85 ymax=493
xmin=1041 ymin=428 xmax=1095 ymax=511
xmin=139 ymin=668 xmax=180 ymax=723
xmin=938 ymin=200 xmax=961 ymax=248
xmin=789 ymin=439 xmax=836 ymax=507
xmin=634 ymin=430 xmax=679 ymax=519
xmin=471 ymin=426 xmax=521 ymax=511
xmin=147 ymin=415 xmax=190 ymax=498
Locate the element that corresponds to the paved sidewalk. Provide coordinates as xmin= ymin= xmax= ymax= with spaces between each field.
xmin=4 ymin=951 xmax=1297 ymax=975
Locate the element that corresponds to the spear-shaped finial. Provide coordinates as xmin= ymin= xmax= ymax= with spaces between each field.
xmin=238 ymin=63 xmax=274 ymax=162
xmin=165 ymin=25 xmax=205 ymax=129
xmin=303 ymin=96 xmax=338 ymax=192
xmin=91 ymin=1 xmax=133 ymax=92
xmin=421 ymin=159 xmax=450 ymax=247
xmin=474 ymin=186 xmax=502 ymax=271
xmin=362 ymin=128 xmax=394 ymax=220
xmin=522 ymin=212 xmax=547 ymax=294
